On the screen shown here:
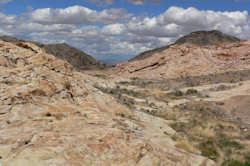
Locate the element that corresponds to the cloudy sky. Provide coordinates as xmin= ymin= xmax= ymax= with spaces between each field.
xmin=0 ymin=0 xmax=249 ymax=62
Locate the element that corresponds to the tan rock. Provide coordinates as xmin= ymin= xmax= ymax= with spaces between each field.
xmin=114 ymin=40 xmax=250 ymax=79
xmin=0 ymin=40 xmax=215 ymax=166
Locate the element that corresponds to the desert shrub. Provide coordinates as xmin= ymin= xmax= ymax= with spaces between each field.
xmin=245 ymin=152 xmax=250 ymax=162
xmin=170 ymin=122 xmax=191 ymax=133
xmin=218 ymin=139 xmax=244 ymax=150
xmin=1 ymin=80 xmax=13 ymax=85
xmin=118 ymin=81 xmax=130 ymax=85
xmin=64 ymin=81 xmax=71 ymax=90
xmin=174 ymin=90 xmax=184 ymax=96
xmin=131 ymin=77 xmax=139 ymax=80
xmin=93 ymin=74 xmax=107 ymax=79
xmin=175 ymin=140 xmax=199 ymax=154
xmin=165 ymin=90 xmax=184 ymax=99
xmin=186 ymin=89 xmax=198 ymax=95
xmin=244 ymin=135 xmax=250 ymax=139
xmin=222 ymin=160 xmax=250 ymax=166
xmin=199 ymin=139 xmax=219 ymax=161
xmin=209 ymin=84 xmax=235 ymax=92
xmin=31 ymin=89 xmax=47 ymax=96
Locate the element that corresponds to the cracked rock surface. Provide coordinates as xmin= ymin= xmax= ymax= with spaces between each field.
xmin=0 ymin=40 xmax=215 ymax=166
xmin=114 ymin=40 xmax=250 ymax=79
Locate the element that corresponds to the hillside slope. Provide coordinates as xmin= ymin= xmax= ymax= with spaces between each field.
xmin=0 ymin=40 xmax=216 ymax=165
xmin=115 ymin=33 xmax=249 ymax=79
xmin=37 ymin=43 xmax=103 ymax=70
xmin=130 ymin=30 xmax=241 ymax=62
xmin=0 ymin=36 xmax=104 ymax=70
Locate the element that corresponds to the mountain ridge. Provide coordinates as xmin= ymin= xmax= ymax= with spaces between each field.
xmin=130 ymin=30 xmax=241 ymax=62
xmin=114 ymin=36 xmax=250 ymax=79
xmin=0 ymin=35 xmax=104 ymax=70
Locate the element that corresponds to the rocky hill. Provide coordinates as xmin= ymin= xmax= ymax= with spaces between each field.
xmin=115 ymin=33 xmax=249 ymax=79
xmin=174 ymin=30 xmax=240 ymax=46
xmin=130 ymin=30 xmax=241 ymax=61
xmin=0 ymin=36 xmax=104 ymax=70
xmin=37 ymin=43 xmax=104 ymax=70
xmin=0 ymin=40 xmax=217 ymax=165
xmin=109 ymin=31 xmax=250 ymax=165
xmin=1 ymin=30 xmax=250 ymax=166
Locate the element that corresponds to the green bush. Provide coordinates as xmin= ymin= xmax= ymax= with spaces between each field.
xmin=222 ymin=160 xmax=250 ymax=166
xmin=175 ymin=90 xmax=184 ymax=96
xmin=218 ymin=139 xmax=244 ymax=150
xmin=199 ymin=140 xmax=219 ymax=161
xmin=186 ymin=89 xmax=198 ymax=95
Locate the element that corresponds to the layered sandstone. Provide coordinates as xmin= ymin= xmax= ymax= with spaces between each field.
xmin=0 ymin=40 xmax=215 ymax=165
xmin=114 ymin=40 xmax=250 ymax=79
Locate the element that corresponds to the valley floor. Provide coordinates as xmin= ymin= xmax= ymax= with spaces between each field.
xmin=90 ymin=68 xmax=250 ymax=165
xmin=1 ymin=40 xmax=250 ymax=166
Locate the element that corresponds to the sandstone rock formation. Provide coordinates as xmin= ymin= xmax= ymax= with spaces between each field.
xmin=130 ymin=30 xmax=240 ymax=61
xmin=0 ymin=40 xmax=216 ymax=165
xmin=0 ymin=36 xmax=104 ymax=70
xmin=174 ymin=30 xmax=240 ymax=46
xmin=115 ymin=40 xmax=250 ymax=79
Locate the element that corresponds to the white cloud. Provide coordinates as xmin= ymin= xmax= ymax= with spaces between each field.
xmin=0 ymin=6 xmax=249 ymax=61
xmin=126 ymin=7 xmax=250 ymax=39
xmin=84 ymin=0 xmax=114 ymax=6
xmin=85 ymin=0 xmax=162 ymax=6
xmin=127 ymin=0 xmax=145 ymax=5
xmin=127 ymin=0 xmax=162 ymax=5
xmin=102 ymin=23 xmax=126 ymax=35
xmin=30 ymin=5 xmax=132 ymax=25
xmin=0 ymin=12 xmax=16 ymax=25
xmin=6 ymin=23 xmax=76 ymax=34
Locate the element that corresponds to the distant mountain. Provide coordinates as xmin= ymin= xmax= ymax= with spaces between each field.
xmin=0 ymin=36 xmax=104 ymax=70
xmin=130 ymin=30 xmax=241 ymax=62
xmin=0 ymin=35 xmax=24 ymax=43
xmin=114 ymin=34 xmax=249 ymax=79
xmin=174 ymin=30 xmax=240 ymax=46
xmin=36 ymin=43 xmax=104 ymax=70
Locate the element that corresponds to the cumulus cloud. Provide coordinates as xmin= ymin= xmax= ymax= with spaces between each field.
xmin=84 ymin=0 xmax=162 ymax=6
xmin=0 ymin=12 xmax=16 ymax=25
xmin=84 ymin=0 xmax=114 ymax=6
xmin=102 ymin=23 xmax=126 ymax=35
xmin=0 ymin=5 xmax=249 ymax=61
xmin=30 ymin=6 xmax=132 ymax=25
xmin=126 ymin=7 xmax=250 ymax=39
xmin=127 ymin=0 xmax=162 ymax=5
xmin=6 ymin=23 xmax=76 ymax=34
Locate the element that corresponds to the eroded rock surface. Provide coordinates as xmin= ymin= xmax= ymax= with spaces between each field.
xmin=115 ymin=40 xmax=250 ymax=79
xmin=0 ymin=36 xmax=104 ymax=70
xmin=0 ymin=40 xmax=215 ymax=165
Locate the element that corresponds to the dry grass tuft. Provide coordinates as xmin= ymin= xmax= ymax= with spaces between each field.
xmin=175 ymin=140 xmax=200 ymax=154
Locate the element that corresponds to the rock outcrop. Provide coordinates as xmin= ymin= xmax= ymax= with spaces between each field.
xmin=115 ymin=40 xmax=250 ymax=79
xmin=174 ymin=30 xmax=240 ymax=46
xmin=0 ymin=40 xmax=215 ymax=165
xmin=0 ymin=36 xmax=104 ymax=70
xmin=130 ymin=30 xmax=240 ymax=61
xmin=37 ymin=43 xmax=104 ymax=70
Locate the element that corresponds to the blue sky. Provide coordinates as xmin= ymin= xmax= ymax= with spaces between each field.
xmin=0 ymin=0 xmax=249 ymax=62
xmin=3 ymin=0 xmax=250 ymax=16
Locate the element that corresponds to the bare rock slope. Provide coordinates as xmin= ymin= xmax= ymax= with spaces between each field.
xmin=0 ymin=36 xmax=104 ymax=70
xmin=115 ymin=32 xmax=250 ymax=79
xmin=130 ymin=30 xmax=240 ymax=61
xmin=0 ymin=40 xmax=216 ymax=165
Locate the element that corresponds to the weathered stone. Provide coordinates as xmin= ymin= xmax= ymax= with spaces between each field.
xmin=0 ymin=40 xmax=215 ymax=166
